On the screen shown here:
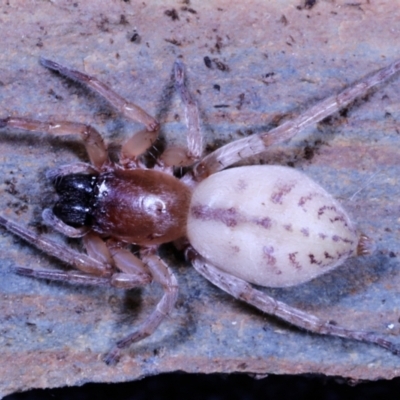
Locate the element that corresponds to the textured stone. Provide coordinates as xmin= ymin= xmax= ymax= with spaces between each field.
xmin=1 ymin=0 xmax=400 ymax=397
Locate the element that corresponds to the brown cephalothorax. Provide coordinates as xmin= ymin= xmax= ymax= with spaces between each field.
xmin=0 ymin=57 xmax=400 ymax=365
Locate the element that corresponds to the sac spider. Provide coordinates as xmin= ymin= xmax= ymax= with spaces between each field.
xmin=0 ymin=57 xmax=400 ymax=365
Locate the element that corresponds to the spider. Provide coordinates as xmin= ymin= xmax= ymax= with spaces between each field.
xmin=0 ymin=57 xmax=400 ymax=365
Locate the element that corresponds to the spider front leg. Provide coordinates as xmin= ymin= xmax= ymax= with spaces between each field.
xmin=188 ymin=248 xmax=400 ymax=357
xmin=39 ymin=58 xmax=161 ymax=167
xmin=14 ymin=234 xmax=153 ymax=290
xmin=0 ymin=215 xmax=111 ymax=276
xmin=6 ymin=226 xmax=153 ymax=316
xmin=104 ymin=246 xmax=179 ymax=365
xmin=160 ymin=60 xmax=203 ymax=167
xmin=40 ymin=58 xmax=159 ymax=132
xmin=193 ymin=58 xmax=400 ymax=179
xmin=0 ymin=117 xmax=108 ymax=168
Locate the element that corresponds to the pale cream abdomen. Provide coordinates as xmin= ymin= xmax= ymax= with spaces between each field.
xmin=187 ymin=165 xmax=358 ymax=287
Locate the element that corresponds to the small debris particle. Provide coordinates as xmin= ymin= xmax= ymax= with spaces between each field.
xmin=213 ymin=58 xmax=230 ymax=72
xmin=237 ymin=129 xmax=253 ymax=137
xmin=214 ymin=104 xmax=229 ymax=108
xmin=345 ymin=2 xmax=363 ymax=8
xmin=203 ymin=57 xmax=230 ymax=72
xmin=204 ymin=56 xmax=212 ymax=68
xmin=215 ymin=36 xmax=223 ymax=53
xmin=97 ymin=16 xmax=110 ymax=32
xmin=48 ymin=89 xmax=63 ymax=101
xmin=130 ymin=32 xmax=140 ymax=43
xmin=238 ymin=362 xmax=248 ymax=370
xmin=5 ymin=178 xmax=18 ymax=195
xmin=119 ymin=14 xmax=129 ymax=25
xmin=74 ymin=305 xmax=86 ymax=314
xmin=280 ymin=15 xmax=288 ymax=25
xmin=213 ymin=84 xmax=221 ymax=91
xmin=339 ymin=107 xmax=349 ymax=118
xmin=304 ymin=146 xmax=314 ymax=160
xmin=384 ymin=111 xmax=392 ymax=118
xmin=165 ymin=8 xmax=180 ymax=21
xmin=181 ymin=6 xmax=197 ymax=13
xmin=164 ymin=38 xmax=182 ymax=46
xmin=262 ymin=72 xmax=276 ymax=85
xmin=304 ymin=0 xmax=317 ymax=9
xmin=237 ymin=93 xmax=245 ymax=110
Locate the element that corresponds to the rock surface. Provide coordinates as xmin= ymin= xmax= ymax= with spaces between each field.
xmin=0 ymin=0 xmax=400 ymax=397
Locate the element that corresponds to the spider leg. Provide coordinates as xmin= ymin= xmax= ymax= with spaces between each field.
xmin=40 ymin=58 xmax=160 ymax=166
xmin=188 ymin=248 xmax=400 ymax=357
xmin=193 ymin=58 xmax=400 ymax=180
xmin=120 ymin=127 xmax=160 ymax=166
xmin=160 ymin=60 xmax=203 ymax=167
xmin=104 ymin=246 xmax=178 ymax=365
xmin=81 ymin=232 xmax=153 ymax=288
xmin=0 ymin=117 xmax=108 ymax=168
xmin=0 ymin=215 xmax=112 ymax=276
xmin=7 ymin=226 xmax=151 ymax=286
xmin=14 ymin=267 xmax=113 ymax=287
xmin=14 ymin=265 xmax=151 ymax=289
xmin=40 ymin=58 xmax=159 ymax=132
xmin=46 ymin=162 xmax=99 ymax=181
xmin=42 ymin=208 xmax=90 ymax=238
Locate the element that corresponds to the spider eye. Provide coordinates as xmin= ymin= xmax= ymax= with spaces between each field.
xmin=52 ymin=174 xmax=96 ymax=228
xmin=53 ymin=174 xmax=97 ymax=195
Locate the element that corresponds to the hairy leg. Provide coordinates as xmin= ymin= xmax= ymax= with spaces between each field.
xmin=161 ymin=60 xmax=203 ymax=167
xmin=42 ymin=208 xmax=90 ymax=238
xmin=188 ymin=248 xmax=400 ymax=357
xmin=0 ymin=117 xmax=108 ymax=168
xmin=104 ymin=246 xmax=179 ymax=365
xmin=120 ymin=128 xmax=160 ymax=166
xmin=0 ymin=215 xmax=111 ymax=276
xmin=40 ymin=58 xmax=159 ymax=132
xmin=15 ymin=266 xmax=112 ymax=287
xmin=46 ymin=162 xmax=99 ymax=181
xmin=193 ymin=58 xmax=400 ymax=180
xmin=14 ymin=265 xmax=151 ymax=289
